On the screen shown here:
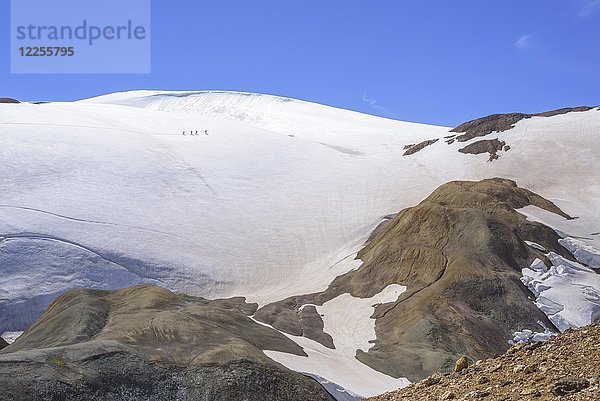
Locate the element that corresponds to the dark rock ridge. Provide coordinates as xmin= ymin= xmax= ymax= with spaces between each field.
xmin=403 ymin=139 xmax=439 ymax=155
xmin=367 ymin=322 xmax=600 ymax=400
xmin=0 ymin=355 xmax=333 ymax=401
xmin=0 ymin=338 xmax=8 ymax=350
xmin=451 ymin=106 xmax=597 ymax=142
xmin=0 ymin=98 xmax=19 ymax=104
xmin=458 ymin=138 xmax=507 ymax=161
xmin=0 ymin=285 xmax=334 ymax=401
xmin=255 ymin=178 xmax=575 ymax=382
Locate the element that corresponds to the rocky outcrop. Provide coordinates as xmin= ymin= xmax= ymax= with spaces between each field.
xmin=403 ymin=139 xmax=439 ymax=155
xmin=458 ymin=138 xmax=507 ymax=161
xmin=254 ymin=299 xmax=334 ymax=349
xmin=0 ymin=285 xmax=334 ymax=401
xmin=367 ymin=322 xmax=600 ymax=401
xmin=451 ymin=106 xmax=597 ymax=142
xmin=452 ymin=113 xmax=528 ymax=142
xmin=256 ymin=178 xmax=575 ymax=381
xmin=0 ymin=98 xmax=19 ymax=104
xmin=0 ymin=338 xmax=8 ymax=350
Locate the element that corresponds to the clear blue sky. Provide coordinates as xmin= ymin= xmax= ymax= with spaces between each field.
xmin=1 ymin=0 xmax=599 ymax=126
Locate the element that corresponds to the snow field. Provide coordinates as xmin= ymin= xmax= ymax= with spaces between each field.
xmin=521 ymin=243 xmax=600 ymax=331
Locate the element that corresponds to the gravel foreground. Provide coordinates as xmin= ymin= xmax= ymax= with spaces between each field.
xmin=368 ymin=322 xmax=600 ymax=401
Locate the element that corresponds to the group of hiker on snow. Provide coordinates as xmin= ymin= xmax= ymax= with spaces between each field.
xmin=183 ymin=130 xmax=208 ymax=136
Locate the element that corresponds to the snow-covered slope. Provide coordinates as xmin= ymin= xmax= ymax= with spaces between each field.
xmin=1 ymin=94 xmax=448 ymax=330
xmin=83 ymin=90 xmax=426 ymax=149
xmin=1 ymin=91 xmax=599 ymax=396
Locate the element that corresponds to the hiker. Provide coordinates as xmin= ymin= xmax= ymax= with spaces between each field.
xmin=183 ymin=130 xmax=186 ymax=136
xmin=195 ymin=130 xmax=198 ymax=136
xmin=205 ymin=130 xmax=208 ymax=135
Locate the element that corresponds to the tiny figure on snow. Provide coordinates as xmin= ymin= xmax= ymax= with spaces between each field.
xmin=195 ymin=130 xmax=198 ymax=136
xmin=183 ymin=130 xmax=186 ymax=136
xmin=205 ymin=130 xmax=208 ymax=135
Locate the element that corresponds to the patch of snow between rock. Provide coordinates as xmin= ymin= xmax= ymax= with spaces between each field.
xmin=509 ymin=325 xmax=556 ymax=345
xmin=524 ymin=241 xmax=546 ymax=252
xmin=1 ymin=331 xmax=23 ymax=344
xmin=263 ymin=284 xmax=410 ymax=398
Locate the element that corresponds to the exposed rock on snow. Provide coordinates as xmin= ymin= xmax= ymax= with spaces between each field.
xmin=403 ymin=138 xmax=439 ymax=155
xmin=458 ymin=138 xmax=506 ymax=161
xmin=450 ymin=105 xmax=597 ymax=142
xmin=255 ymin=301 xmax=335 ymax=349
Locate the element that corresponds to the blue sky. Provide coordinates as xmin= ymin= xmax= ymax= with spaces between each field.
xmin=1 ymin=0 xmax=599 ymax=126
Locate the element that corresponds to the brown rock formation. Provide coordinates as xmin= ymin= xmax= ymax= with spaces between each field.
xmin=256 ymin=178 xmax=574 ymax=381
xmin=0 ymin=285 xmax=334 ymax=401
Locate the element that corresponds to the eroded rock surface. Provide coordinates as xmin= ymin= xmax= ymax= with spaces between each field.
xmin=0 ymin=285 xmax=334 ymax=401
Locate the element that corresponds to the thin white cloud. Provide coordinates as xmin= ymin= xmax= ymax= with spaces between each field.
xmin=514 ymin=34 xmax=534 ymax=51
xmin=580 ymin=0 xmax=600 ymax=17
xmin=361 ymin=93 xmax=388 ymax=114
